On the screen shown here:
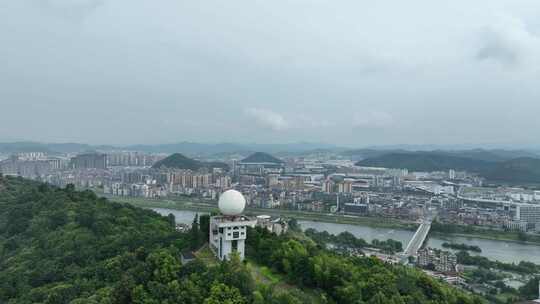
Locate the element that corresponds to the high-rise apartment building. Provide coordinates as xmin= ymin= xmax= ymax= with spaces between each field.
xmin=71 ymin=153 xmax=107 ymax=169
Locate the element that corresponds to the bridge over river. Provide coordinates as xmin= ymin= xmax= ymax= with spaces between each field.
xmin=403 ymin=220 xmax=432 ymax=257
xmin=400 ymin=211 xmax=436 ymax=262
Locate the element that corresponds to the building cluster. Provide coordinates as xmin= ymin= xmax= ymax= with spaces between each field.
xmin=107 ymin=152 xmax=162 ymax=167
xmin=435 ymin=186 xmax=540 ymax=232
xmin=0 ymin=152 xmax=68 ymax=178
xmin=417 ymin=247 xmax=459 ymax=274
xmin=3 ymin=149 xmax=540 ymax=234
xmin=0 ymin=151 xmax=163 ymax=191
xmin=439 ymin=201 xmax=540 ymax=232
xmin=255 ymin=215 xmax=288 ymax=235
xmin=342 ymin=191 xmax=428 ymax=221
xmin=105 ymin=168 xmax=231 ymax=199
xmin=226 ymin=154 xmax=459 ymax=221
xmin=71 ymin=153 xmax=107 ymax=169
xmin=460 ymin=186 xmax=540 ymax=203
xmin=438 ymin=203 xmax=513 ymax=227
xmin=0 ymin=150 xmax=471 ymax=223
xmin=510 ymin=203 xmax=540 ymax=231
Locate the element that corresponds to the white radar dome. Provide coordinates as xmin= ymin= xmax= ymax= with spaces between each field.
xmin=218 ymin=190 xmax=246 ymax=216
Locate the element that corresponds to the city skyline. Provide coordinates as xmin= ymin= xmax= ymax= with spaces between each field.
xmin=2 ymin=0 xmax=540 ymax=146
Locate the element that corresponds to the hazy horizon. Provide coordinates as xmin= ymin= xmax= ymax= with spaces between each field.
xmin=2 ymin=0 xmax=540 ymax=146
xmin=1 ymin=139 xmax=540 ymax=152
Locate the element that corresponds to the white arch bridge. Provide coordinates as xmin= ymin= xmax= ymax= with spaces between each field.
xmin=400 ymin=211 xmax=437 ymax=263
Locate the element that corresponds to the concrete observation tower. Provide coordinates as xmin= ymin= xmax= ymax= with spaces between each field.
xmin=209 ymin=190 xmax=256 ymax=261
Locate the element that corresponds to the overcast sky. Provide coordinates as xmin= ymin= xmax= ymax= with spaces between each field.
xmin=1 ymin=0 xmax=540 ymax=147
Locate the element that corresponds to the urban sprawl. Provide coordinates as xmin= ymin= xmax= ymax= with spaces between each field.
xmin=2 ymin=150 xmax=540 ymax=294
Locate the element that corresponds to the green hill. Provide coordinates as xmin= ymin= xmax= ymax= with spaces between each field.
xmin=0 ymin=176 xmax=485 ymax=303
xmin=0 ymin=176 xmax=298 ymax=303
xmin=0 ymin=176 xmax=188 ymax=302
xmin=345 ymin=149 xmax=539 ymax=163
xmin=356 ymin=152 xmax=540 ymax=184
xmin=241 ymin=152 xmax=283 ymax=164
xmin=356 ymin=152 xmax=494 ymax=172
xmin=152 ymin=153 xmax=229 ymax=170
xmin=483 ymin=157 xmax=540 ymax=183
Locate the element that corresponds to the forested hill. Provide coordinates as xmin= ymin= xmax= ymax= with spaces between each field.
xmin=356 ymin=152 xmax=540 ymax=183
xmin=482 ymin=157 xmax=540 ymax=183
xmin=151 ymin=153 xmax=229 ymax=170
xmin=0 ymin=176 xmax=484 ymax=304
xmin=241 ymin=152 xmax=283 ymax=164
xmin=356 ymin=152 xmax=494 ymax=172
xmin=0 ymin=176 xmax=186 ymax=303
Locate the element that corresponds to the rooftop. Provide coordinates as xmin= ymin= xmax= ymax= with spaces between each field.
xmin=212 ymin=215 xmax=255 ymax=223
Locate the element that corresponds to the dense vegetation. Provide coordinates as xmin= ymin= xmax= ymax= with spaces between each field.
xmin=431 ymin=221 xmax=477 ymax=234
xmin=305 ymin=228 xmax=403 ymax=254
xmin=456 ymin=251 xmax=540 ymax=275
xmin=442 ymin=243 xmax=482 ymax=253
xmin=241 ymin=152 xmax=283 ymax=164
xmin=356 ymin=152 xmax=540 ymax=183
xmin=483 ymin=157 xmax=540 ymax=183
xmin=0 ymin=175 xmax=250 ymax=303
xmin=0 ymin=176 xmax=485 ymax=303
xmin=457 ymin=251 xmax=540 ymax=302
xmin=151 ymin=153 xmax=228 ymax=170
xmin=246 ymin=226 xmax=485 ymax=304
xmin=345 ymin=149 xmax=540 ymax=163
xmin=356 ymin=152 xmax=494 ymax=173
xmin=463 ymin=268 xmax=507 ymax=285
xmin=519 ymin=277 xmax=540 ymax=300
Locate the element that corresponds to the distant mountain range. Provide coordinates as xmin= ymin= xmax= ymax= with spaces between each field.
xmin=0 ymin=141 xmax=340 ymax=156
xmin=2 ymin=141 xmax=540 ymax=159
xmin=127 ymin=142 xmax=341 ymax=155
xmin=356 ymin=151 xmax=540 ymax=184
xmin=356 ymin=152 xmax=493 ymax=172
xmin=151 ymin=153 xmax=229 ymax=171
xmin=0 ymin=142 xmax=119 ymax=154
xmin=483 ymin=157 xmax=540 ymax=184
xmin=344 ymin=148 xmax=540 ymax=162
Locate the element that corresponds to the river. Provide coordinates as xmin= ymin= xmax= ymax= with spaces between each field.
xmin=152 ymin=208 xmax=540 ymax=265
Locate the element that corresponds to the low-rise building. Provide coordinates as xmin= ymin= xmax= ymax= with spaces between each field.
xmin=417 ymin=248 xmax=458 ymax=274
xmin=256 ymin=215 xmax=288 ymax=235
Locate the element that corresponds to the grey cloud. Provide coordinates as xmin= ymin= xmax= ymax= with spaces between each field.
xmin=1 ymin=0 xmax=540 ymax=146
xmin=244 ymin=108 xmax=290 ymax=132
xmin=476 ymin=31 xmax=520 ymax=65
xmin=476 ymin=15 xmax=540 ymax=66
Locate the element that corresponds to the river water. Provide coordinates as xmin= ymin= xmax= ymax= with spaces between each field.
xmin=153 ymin=208 xmax=540 ymax=265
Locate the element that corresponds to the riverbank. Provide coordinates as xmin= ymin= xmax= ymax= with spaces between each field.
xmin=107 ymin=196 xmax=418 ymax=230
xmin=431 ymin=231 xmax=540 ymax=246
xmin=107 ymin=195 xmax=540 ymax=245
xmin=156 ymin=207 xmax=540 ymax=265
xmin=431 ymin=221 xmax=540 ymax=245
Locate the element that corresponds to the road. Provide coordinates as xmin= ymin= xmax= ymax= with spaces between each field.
xmin=402 ymin=210 xmax=437 ymax=259
xmin=403 ymin=220 xmax=432 ymax=257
